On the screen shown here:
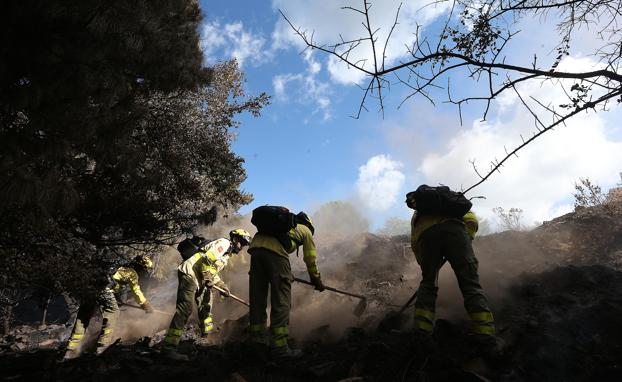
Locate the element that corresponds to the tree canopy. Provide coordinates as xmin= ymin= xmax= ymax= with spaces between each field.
xmin=0 ymin=1 xmax=268 ymax=299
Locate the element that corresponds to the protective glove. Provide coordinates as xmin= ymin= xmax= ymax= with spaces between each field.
xmin=141 ymin=301 xmax=154 ymax=314
xmin=215 ymin=280 xmax=231 ymax=297
xmin=202 ymin=270 xmax=215 ymax=287
xmin=309 ymin=272 xmax=325 ymax=292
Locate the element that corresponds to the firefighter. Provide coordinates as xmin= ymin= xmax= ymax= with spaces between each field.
xmin=406 ymin=192 xmax=501 ymax=351
xmin=162 ymin=229 xmax=252 ymax=361
xmin=112 ymin=255 xmax=155 ymax=311
xmin=247 ymin=212 xmax=324 ymax=360
xmin=63 ymin=255 xmax=154 ymax=360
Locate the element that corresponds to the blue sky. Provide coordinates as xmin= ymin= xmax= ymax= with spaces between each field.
xmin=200 ymin=0 xmax=622 ymax=231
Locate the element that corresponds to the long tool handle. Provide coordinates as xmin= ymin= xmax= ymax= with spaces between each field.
xmin=213 ymin=285 xmax=250 ymax=307
xmin=121 ymin=303 xmax=171 ymax=316
xmin=397 ymin=259 xmax=447 ymax=314
xmin=293 ymin=277 xmax=366 ymax=300
xmin=397 ymin=291 xmax=418 ymax=314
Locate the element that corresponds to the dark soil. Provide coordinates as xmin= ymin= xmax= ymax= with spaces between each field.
xmin=2 ymin=203 xmax=622 ymax=381
xmin=2 ymin=264 xmax=622 ymax=381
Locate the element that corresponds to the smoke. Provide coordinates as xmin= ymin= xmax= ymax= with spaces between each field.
xmin=113 ymin=201 xmax=417 ymax=344
xmin=286 ymin=201 xmax=418 ymax=340
xmin=115 ymin=210 xmax=255 ymax=343
xmin=420 ymin=230 xmax=550 ymax=320
xmin=113 ymin=200 xmax=577 ymax=346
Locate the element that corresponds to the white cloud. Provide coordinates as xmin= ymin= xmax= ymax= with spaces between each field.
xmin=327 ymin=55 xmax=367 ymax=85
xmin=316 ymin=97 xmax=330 ymax=109
xmin=272 ymin=51 xmax=332 ymax=120
xmin=266 ymin=0 xmax=452 ymax=125
xmin=272 ymin=73 xmax=301 ymax=99
xmin=356 ymin=154 xmax=405 ymax=211
xmin=272 ymin=0 xmax=451 ymax=84
xmin=201 ymin=22 xmax=226 ymax=52
xmin=201 ymin=20 xmax=269 ymax=66
xmin=415 ymin=56 xmax=622 ymax=230
xmin=273 ymin=75 xmax=286 ymax=97
xmin=270 ymin=1 xmax=452 ymax=118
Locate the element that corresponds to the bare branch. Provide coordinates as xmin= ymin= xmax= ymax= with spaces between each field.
xmin=281 ymin=0 xmax=622 ymax=189
xmin=463 ymin=89 xmax=622 ymax=194
xmin=382 ymin=3 xmax=402 ymax=71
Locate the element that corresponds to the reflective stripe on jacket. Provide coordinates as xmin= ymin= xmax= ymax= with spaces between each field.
xmin=112 ymin=267 xmax=147 ymax=304
xmin=249 ymin=224 xmax=319 ymax=276
xmin=178 ymin=238 xmax=231 ymax=289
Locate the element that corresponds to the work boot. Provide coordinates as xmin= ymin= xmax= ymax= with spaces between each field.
xmin=248 ymin=342 xmax=269 ymax=362
xmin=410 ymin=329 xmax=436 ymax=353
xmin=95 ymin=344 xmax=109 ymax=356
xmin=162 ymin=348 xmax=190 ymax=361
xmin=270 ymin=346 xmax=303 ymax=361
xmin=470 ymin=334 xmax=505 ymax=359
xmin=62 ymin=348 xmax=80 ymax=361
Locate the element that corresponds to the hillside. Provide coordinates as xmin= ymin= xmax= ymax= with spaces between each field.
xmin=1 ymin=202 xmax=621 ymax=381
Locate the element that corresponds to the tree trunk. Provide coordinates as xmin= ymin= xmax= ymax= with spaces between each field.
xmin=63 ymin=293 xmax=78 ymax=326
xmin=40 ymin=295 xmax=51 ymax=327
xmin=1 ymin=306 xmax=12 ymax=335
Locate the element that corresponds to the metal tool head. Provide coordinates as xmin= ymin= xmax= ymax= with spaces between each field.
xmin=353 ymin=298 xmax=368 ymax=317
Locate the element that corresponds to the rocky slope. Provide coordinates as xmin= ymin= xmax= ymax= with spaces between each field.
xmin=1 ymin=202 xmax=621 ymax=381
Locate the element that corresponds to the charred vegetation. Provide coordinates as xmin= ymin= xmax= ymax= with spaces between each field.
xmin=2 ymin=202 xmax=621 ymax=381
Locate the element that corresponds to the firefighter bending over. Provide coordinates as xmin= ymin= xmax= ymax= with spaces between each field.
xmin=63 ymin=255 xmax=154 ymax=359
xmin=247 ymin=211 xmax=324 ymax=360
xmin=162 ymin=229 xmax=251 ymax=361
xmin=407 ymin=190 xmax=503 ymax=354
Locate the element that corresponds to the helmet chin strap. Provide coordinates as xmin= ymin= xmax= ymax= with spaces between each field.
xmin=228 ymin=242 xmax=241 ymax=255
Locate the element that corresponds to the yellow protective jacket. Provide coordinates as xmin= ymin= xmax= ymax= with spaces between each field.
xmin=248 ymin=224 xmax=319 ymax=276
xmin=178 ymin=238 xmax=231 ymax=289
xmin=410 ymin=210 xmax=479 ymax=249
xmin=112 ymin=266 xmax=147 ymax=305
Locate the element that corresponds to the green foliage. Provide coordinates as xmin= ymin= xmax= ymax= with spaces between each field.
xmin=443 ymin=7 xmax=503 ymax=61
xmin=0 ymin=1 xmax=269 ymax=299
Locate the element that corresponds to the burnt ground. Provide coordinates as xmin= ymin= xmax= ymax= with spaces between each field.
xmin=1 ymin=203 xmax=622 ymax=381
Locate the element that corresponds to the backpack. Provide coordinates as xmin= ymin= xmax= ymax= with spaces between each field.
xmin=409 ymin=185 xmax=472 ymax=217
xmin=177 ymin=236 xmax=210 ymax=261
xmin=251 ymin=206 xmax=300 ymax=251
xmin=251 ymin=206 xmax=297 ymax=235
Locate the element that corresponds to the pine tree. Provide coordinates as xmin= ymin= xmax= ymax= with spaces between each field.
xmin=0 ymin=1 xmax=268 ymax=299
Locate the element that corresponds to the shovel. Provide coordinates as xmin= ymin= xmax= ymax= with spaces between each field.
xmin=293 ymin=277 xmax=367 ymax=317
xmin=396 ymin=258 xmax=448 ymax=314
xmin=397 ymin=290 xmax=418 ymax=314
xmin=378 ymin=259 xmax=448 ymax=331
xmin=377 ymin=292 xmax=418 ymax=332
xmin=212 ymin=285 xmax=250 ymax=307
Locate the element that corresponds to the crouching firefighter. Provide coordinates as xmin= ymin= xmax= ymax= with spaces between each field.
xmin=247 ymin=207 xmax=325 ymax=360
xmin=406 ymin=185 xmax=502 ymax=353
xmin=162 ymin=229 xmax=252 ymax=361
xmin=63 ymin=255 xmax=154 ymax=360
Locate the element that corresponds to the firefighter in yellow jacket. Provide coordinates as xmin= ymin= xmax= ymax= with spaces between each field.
xmin=247 ymin=212 xmax=324 ymax=360
xmin=162 ymin=229 xmax=252 ymax=361
xmin=406 ymin=191 xmax=497 ymax=346
xmin=63 ymin=255 xmax=154 ymax=360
